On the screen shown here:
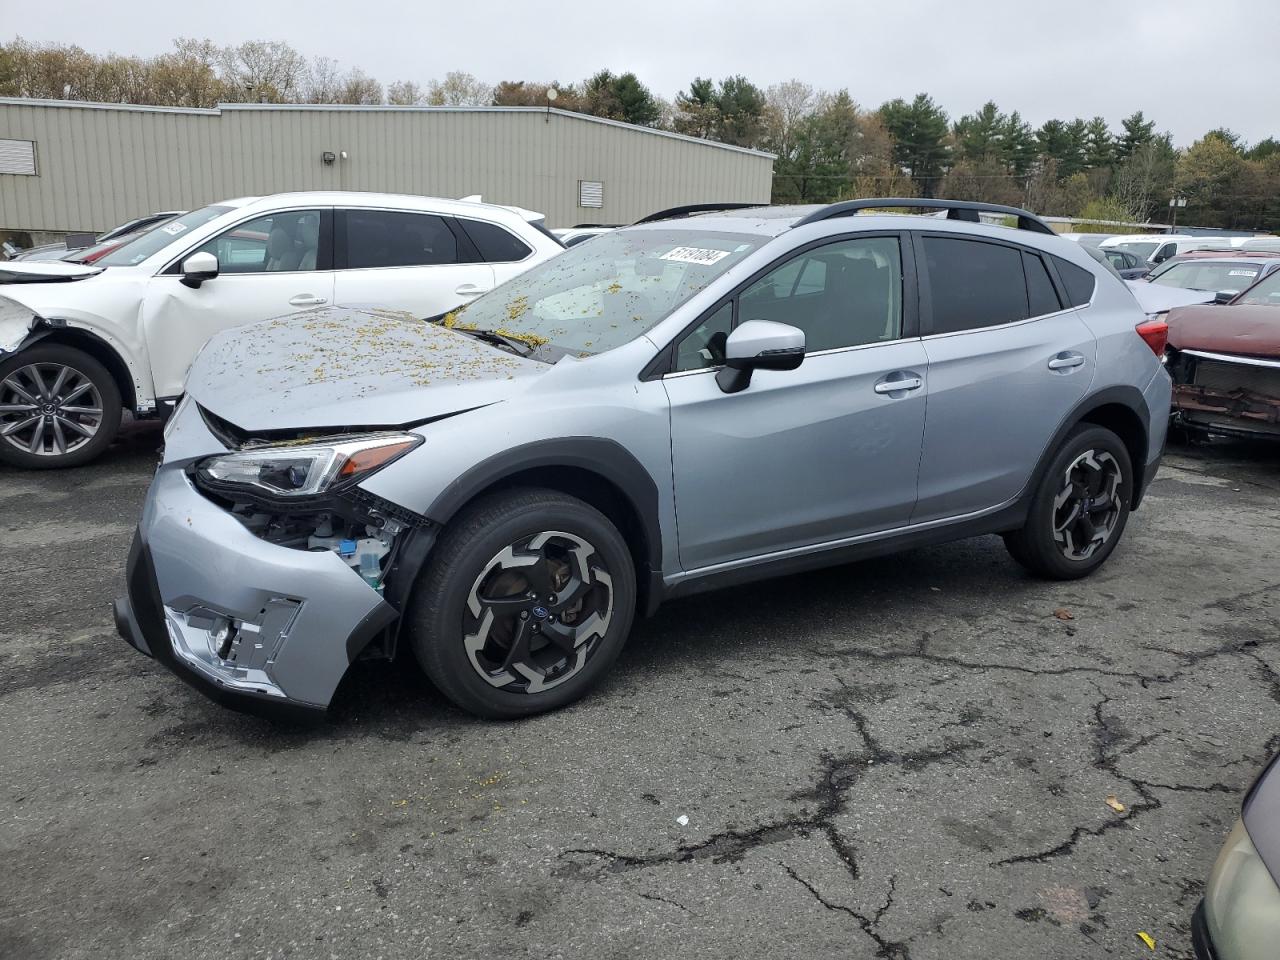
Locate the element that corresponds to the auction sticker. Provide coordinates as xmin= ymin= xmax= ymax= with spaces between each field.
xmin=160 ymin=222 xmax=188 ymax=236
xmin=1228 ymin=269 xmax=1258 ymax=277
xmin=661 ymin=246 xmax=731 ymax=265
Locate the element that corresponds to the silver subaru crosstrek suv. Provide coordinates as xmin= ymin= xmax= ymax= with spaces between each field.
xmin=114 ymin=199 xmax=1172 ymax=719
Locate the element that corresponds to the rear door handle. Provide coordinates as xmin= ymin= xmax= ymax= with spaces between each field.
xmin=289 ymin=295 xmax=327 ymax=307
xmin=1048 ymin=352 xmax=1085 ymax=371
xmin=455 ymin=283 xmax=491 ymax=298
xmin=874 ymin=372 xmax=924 ymax=395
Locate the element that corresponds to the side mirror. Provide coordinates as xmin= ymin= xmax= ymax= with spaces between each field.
xmin=1214 ymin=290 xmax=1236 ymax=304
xmin=180 ymin=251 xmax=219 ymax=289
xmin=715 ymin=319 xmax=805 ymax=394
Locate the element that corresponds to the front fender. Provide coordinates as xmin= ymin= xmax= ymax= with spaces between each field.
xmin=0 ymin=291 xmax=155 ymax=411
xmin=0 ymin=295 xmax=39 ymax=355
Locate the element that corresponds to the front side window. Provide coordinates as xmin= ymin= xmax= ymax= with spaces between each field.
xmin=98 ymin=204 xmax=233 ymax=267
xmin=1239 ymin=271 xmax=1280 ymax=305
xmin=193 ymin=210 xmax=321 ymax=273
xmin=445 ymin=228 xmax=764 ymax=357
xmin=459 ymin=219 xmax=533 ymax=263
xmin=1151 ymin=261 xmax=1263 ymax=294
xmin=1154 ymin=243 xmax=1177 ymax=263
xmin=344 ymin=210 xmax=458 ymax=268
xmin=924 ymin=236 xmax=1027 ymax=333
xmin=738 ymin=237 xmax=903 ymax=352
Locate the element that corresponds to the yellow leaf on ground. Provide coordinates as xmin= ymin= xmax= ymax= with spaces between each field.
xmin=1106 ymin=795 xmax=1126 ymax=813
xmin=1054 ymin=608 xmax=1074 ymax=620
xmin=1137 ymin=931 xmax=1156 ymax=950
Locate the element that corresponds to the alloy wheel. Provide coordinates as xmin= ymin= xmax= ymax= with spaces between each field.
xmin=0 ymin=362 xmax=104 ymax=458
xmin=463 ymin=530 xmax=614 ymax=693
xmin=1052 ymin=449 xmax=1123 ymax=561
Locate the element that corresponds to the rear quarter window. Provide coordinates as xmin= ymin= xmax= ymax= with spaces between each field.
xmin=458 ymin=219 xmax=533 ymax=263
xmin=1053 ymin=256 xmax=1097 ymax=307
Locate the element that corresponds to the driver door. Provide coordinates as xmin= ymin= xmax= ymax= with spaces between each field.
xmin=141 ymin=208 xmax=335 ymax=398
xmin=663 ymin=234 xmax=928 ymax=571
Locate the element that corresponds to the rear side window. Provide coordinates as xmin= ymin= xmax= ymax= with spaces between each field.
xmin=343 ymin=210 xmax=458 ymax=268
xmin=1053 ymin=257 xmax=1097 ymax=307
xmin=1024 ymin=252 xmax=1062 ymax=316
xmin=458 ymin=219 xmax=533 ymax=263
xmin=924 ymin=236 xmax=1028 ymax=333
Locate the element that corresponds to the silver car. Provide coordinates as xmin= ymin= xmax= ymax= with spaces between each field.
xmin=114 ymin=199 xmax=1172 ymax=719
xmin=1194 ymin=753 xmax=1280 ymax=959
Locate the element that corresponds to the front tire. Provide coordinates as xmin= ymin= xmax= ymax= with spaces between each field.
xmin=1004 ymin=425 xmax=1133 ymax=580
xmin=408 ymin=488 xmax=636 ymax=719
xmin=0 ymin=344 xmax=122 ymax=469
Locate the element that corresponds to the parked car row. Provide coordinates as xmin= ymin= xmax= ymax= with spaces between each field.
xmin=1 ymin=211 xmax=185 ymax=263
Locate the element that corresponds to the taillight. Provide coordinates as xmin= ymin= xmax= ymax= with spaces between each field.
xmin=1136 ymin=319 xmax=1168 ymax=356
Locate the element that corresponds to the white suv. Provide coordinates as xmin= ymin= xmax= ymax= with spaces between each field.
xmin=0 ymin=192 xmax=563 ymax=468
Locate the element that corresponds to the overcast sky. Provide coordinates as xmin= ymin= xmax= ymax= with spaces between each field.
xmin=6 ymin=0 xmax=1278 ymax=146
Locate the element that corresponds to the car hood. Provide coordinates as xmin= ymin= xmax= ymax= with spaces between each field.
xmin=1124 ymin=279 xmax=1215 ymax=316
xmin=185 ymin=307 xmax=550 ymax=433
xmin=0 ymin=261 xmax=104 ymax=282
xmin=1167 ymin=303 xmax=1280 ymax=358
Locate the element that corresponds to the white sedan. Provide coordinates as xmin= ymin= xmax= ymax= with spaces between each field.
xmin=0 ymin=192 xmax=563 ymax=468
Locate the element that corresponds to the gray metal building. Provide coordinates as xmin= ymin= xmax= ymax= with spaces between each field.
xmin=0 ymin=98 xmax=774 ymax=243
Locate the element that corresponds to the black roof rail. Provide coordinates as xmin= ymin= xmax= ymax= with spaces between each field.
xmin=634 ymin=202 xmax=761 ymax=224
xmin=792 ymin=198 xmax=1056 ymax=235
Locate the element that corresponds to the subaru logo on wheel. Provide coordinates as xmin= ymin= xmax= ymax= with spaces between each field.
xmin=531 ymin=606 xmax=549 ymax=620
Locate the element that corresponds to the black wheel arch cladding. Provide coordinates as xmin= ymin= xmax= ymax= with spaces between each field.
xmin=1022 ymin=385 xmax=1152 ymax=513
xmin=423 ymin=437 xmax=663 ymax=579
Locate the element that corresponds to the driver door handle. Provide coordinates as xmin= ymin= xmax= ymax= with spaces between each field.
xmin=455 ymin=283 xmax=491 ymax=297
xmin=289 ymin=295 xmax=328 ymax=307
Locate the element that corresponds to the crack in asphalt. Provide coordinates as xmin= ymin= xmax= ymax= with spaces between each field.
xmin=781 ymin=863 xmax=909 ymax=959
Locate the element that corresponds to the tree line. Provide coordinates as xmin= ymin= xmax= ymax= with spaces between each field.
xmin=3 ymin=37 xmax=1278 ymax=231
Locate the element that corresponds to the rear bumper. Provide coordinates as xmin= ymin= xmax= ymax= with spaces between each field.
xmin=115 ymin=467 xmax=398 ymax=715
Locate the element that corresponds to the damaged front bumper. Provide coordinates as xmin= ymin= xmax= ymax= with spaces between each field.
xmin=1170 ymin=349 xmax=1280 ymax=440
xmin=115 ymin=465 xmax=401 ymax=715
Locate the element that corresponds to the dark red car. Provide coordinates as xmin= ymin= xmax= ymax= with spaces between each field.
xmin=1166 ymin=269 xmax=1280 ymax=439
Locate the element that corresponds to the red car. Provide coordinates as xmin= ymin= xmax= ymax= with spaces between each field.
xmin=1165 ymin=269 xmax=1280 ymax=439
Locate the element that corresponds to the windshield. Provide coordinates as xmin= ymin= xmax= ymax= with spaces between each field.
xmin=1151 ymin=261 xmax=1263 ymax=293
xmin=1109 ymin=241 xmax=1159 ymax=260
xmin=441 ymin=228 xmax=765 ymax=357
xmin=97 ymin=205 xmax=234 ymax=267
xmin=1239 ymin=271 xmax=1280 ymax=306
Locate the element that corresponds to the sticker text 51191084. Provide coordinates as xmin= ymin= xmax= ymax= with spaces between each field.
xmin=660 ymin=246 xmax=731 ymax=266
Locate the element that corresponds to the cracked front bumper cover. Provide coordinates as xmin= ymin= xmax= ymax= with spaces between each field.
xmin=115 ymin=468 xmax=398 ymax=715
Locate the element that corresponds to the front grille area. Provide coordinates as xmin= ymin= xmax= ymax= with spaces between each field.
xmin=1193 ymin=359 xmax=1280 ymax=399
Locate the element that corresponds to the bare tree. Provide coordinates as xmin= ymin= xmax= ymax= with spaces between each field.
xmin=303 ymin=56 xmax=343 ymax=103
xmin=148 ymin=38 xmax=226 ymax=108
xmin=337 ymin=67 xmax=382 ymax=105
xmin=427 ymin=70 xmax=492 ymax=106
xmin=387 ymin=80 xmax=428 ymax=105
xmin=220 ymin=40 xmax=306 ymax=103
xmin=762 ymin=79 xmax=817 ymax=155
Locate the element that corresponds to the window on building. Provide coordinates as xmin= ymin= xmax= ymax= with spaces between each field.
xmin=0 ymin=139 xmax=37 ymax=176
xmin=579 ymin=181 xmax=604 ymax=208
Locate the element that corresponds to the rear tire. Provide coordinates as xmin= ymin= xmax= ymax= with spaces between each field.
xmin=0 ymin=344 xmax=122 ymax=469
xmin=1003 ymin=425 xmax=1132 ymax=580
xmin=408 ymin=488 xmax=636 ymax=719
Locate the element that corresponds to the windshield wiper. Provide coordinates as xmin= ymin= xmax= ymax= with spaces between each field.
xmin=447 ymin=326 xmax=536 ymax=357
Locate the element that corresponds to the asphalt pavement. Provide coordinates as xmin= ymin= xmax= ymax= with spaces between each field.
xmin=2 ymin=422 xmax=1278 ymax=960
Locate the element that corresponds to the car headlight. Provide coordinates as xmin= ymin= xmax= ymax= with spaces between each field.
xmin=196 ymin=433 xmax=421 ymax=499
